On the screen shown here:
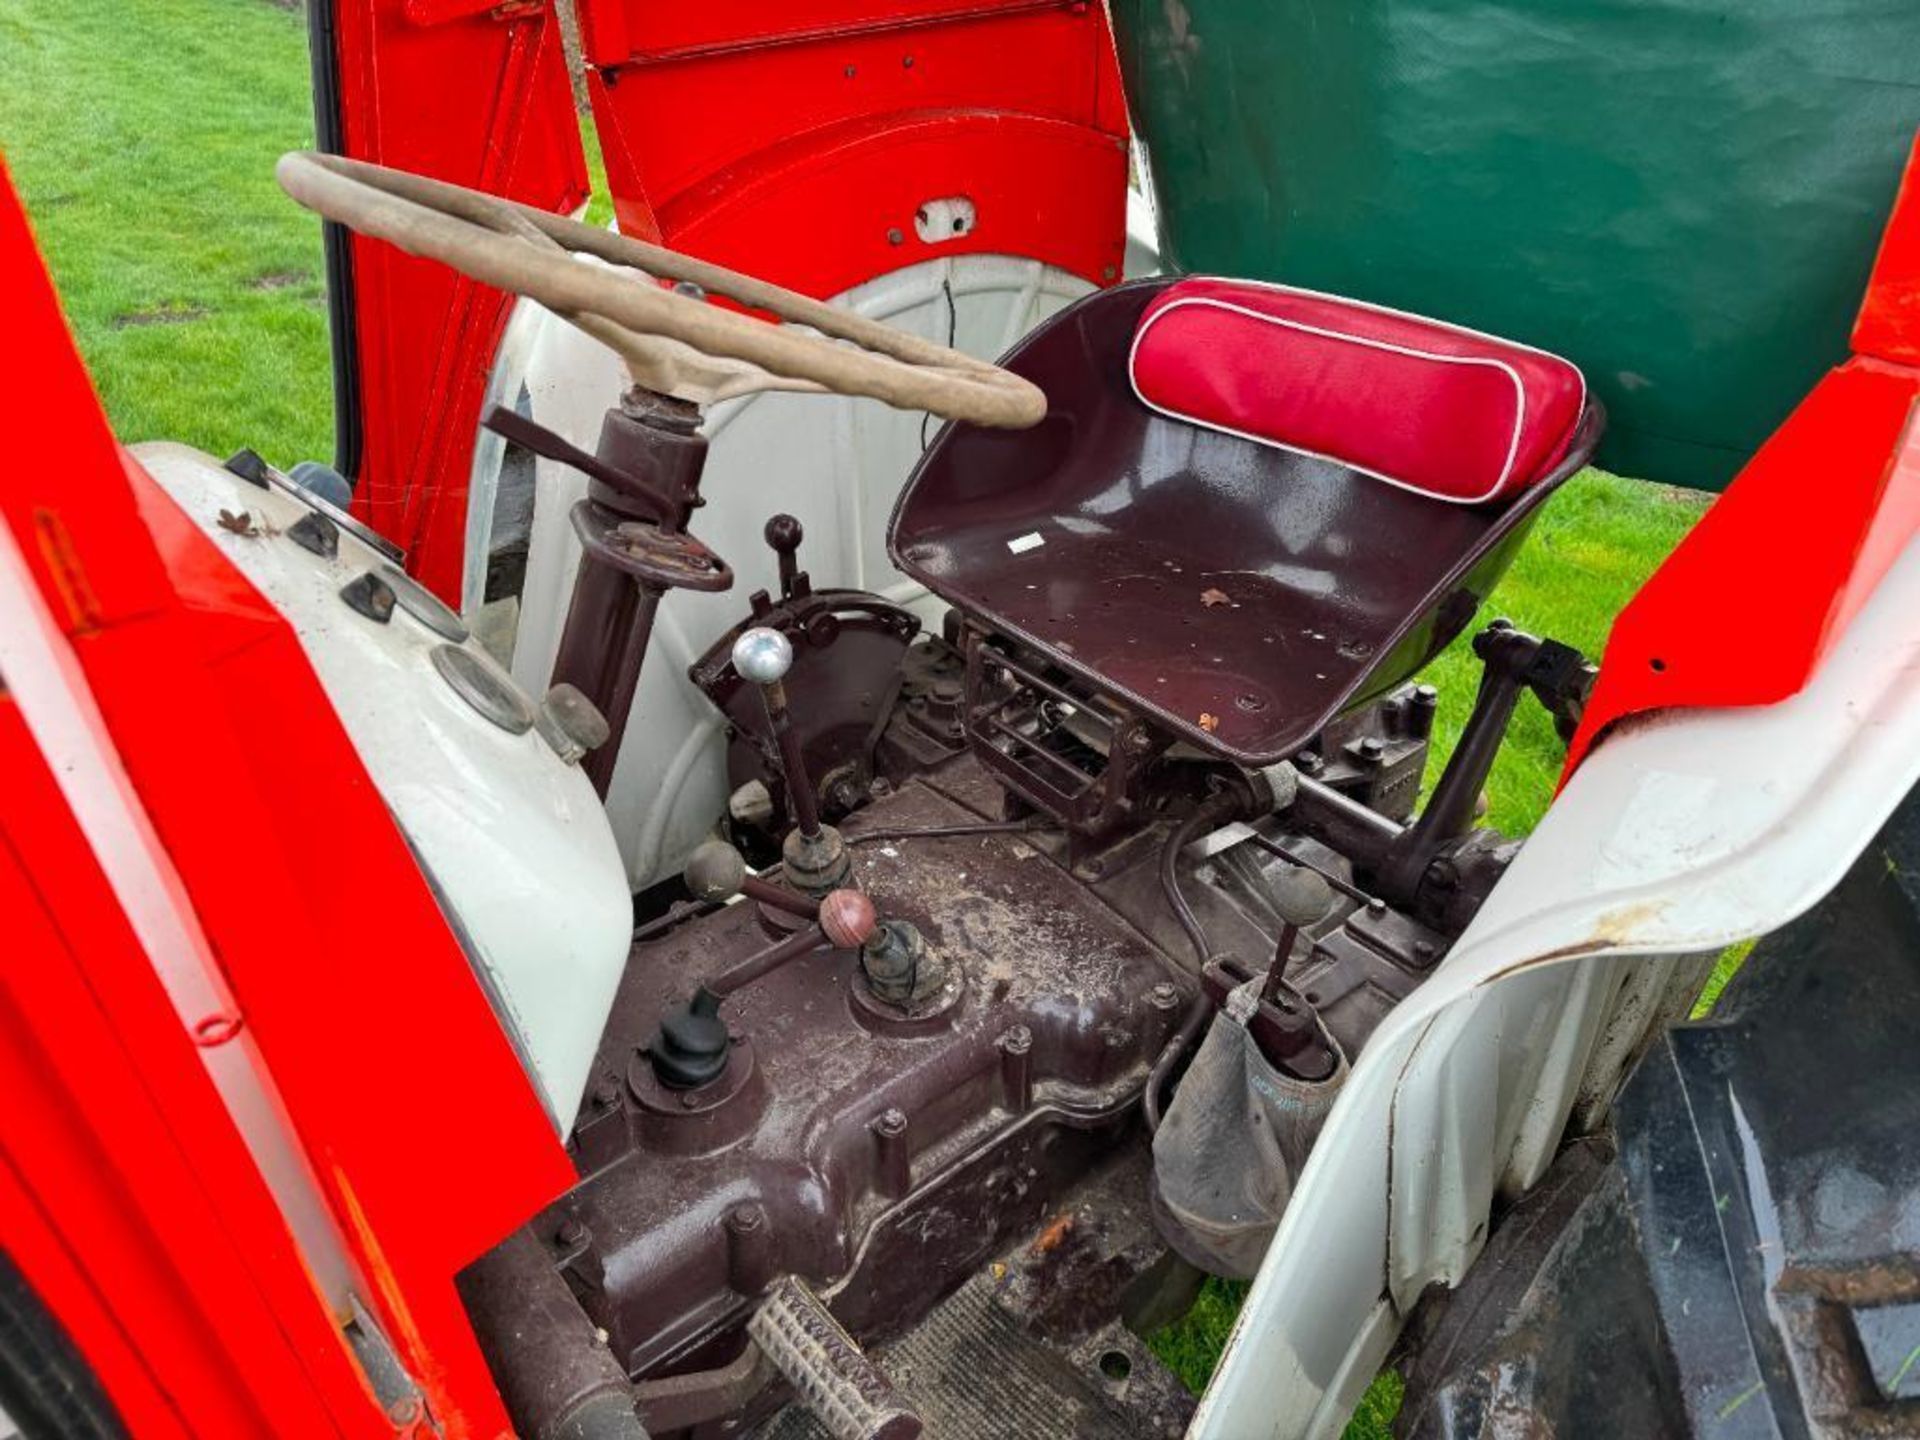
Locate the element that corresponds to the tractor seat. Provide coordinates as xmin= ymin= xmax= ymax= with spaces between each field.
xmin=888 ymin=277 xmax=1600 ymax=766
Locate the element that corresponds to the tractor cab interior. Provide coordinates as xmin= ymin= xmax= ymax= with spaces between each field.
xmin=276 ymin=154 xmax=1607 ymax=1438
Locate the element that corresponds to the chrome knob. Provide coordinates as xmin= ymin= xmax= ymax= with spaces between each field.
xmin=732 ymin=627 xmax=794 ymax=687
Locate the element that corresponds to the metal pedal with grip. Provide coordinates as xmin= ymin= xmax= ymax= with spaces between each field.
xmin=747 ymin=1276 xmax=923 ymax=1440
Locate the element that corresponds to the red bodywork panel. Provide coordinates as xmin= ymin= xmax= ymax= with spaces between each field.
xmin=317 ymin=0 xmax=1128 ymax=607
xmin=575 ymin=0 xmax=1130 ymax=304
xmin=0 ymin=162 xmax=571 ymax=1437
xmin=1565 ymin=134 xmax=1920 ymax=775
xmin=328 ymin=0 xmax=588 ymax=604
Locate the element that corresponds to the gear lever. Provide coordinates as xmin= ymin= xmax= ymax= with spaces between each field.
xmin=1251 ymin=866 xmax=1338 ymax=1079
xmin=733 ymin=626 xmax=853 ymax=895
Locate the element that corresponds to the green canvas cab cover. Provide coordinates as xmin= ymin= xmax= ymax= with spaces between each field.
xmin=1111 ymin=0 xmax=1920 ymax=489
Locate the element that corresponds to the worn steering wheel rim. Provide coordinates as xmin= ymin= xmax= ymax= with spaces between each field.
xmin=276 ymin=151 xmax=1046 ymax=430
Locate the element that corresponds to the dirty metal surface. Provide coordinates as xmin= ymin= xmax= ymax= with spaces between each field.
xmin=751 ymin=1152 xmax=1195 ymax=1440
xmin=558 ymin=779 xmax=1194 ymax=1387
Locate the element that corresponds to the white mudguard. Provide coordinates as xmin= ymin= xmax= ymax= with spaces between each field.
xmin=1197 ymin=530 xmax=1920 ymax=1438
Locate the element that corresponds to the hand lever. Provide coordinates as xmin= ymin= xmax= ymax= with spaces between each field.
xmin=764 ymin=513 xmax=807 ymax=599
xmin=1252 ymin=867 xmax=1338 ymax=1079
xmin=1261 ymin=867 xmax=1332 ymax=1006
xmin=685 ymin=838 xmax=816 ymax=922
xmin=734 ymin=627 xmax=855 ymax=894
xmin=734 ymin=628 xmax=821 ymax=835
xmin=648 ymin=883 xmax=878 ymax=1089
xmin=483 ymin=405 xmax=675 ymax=523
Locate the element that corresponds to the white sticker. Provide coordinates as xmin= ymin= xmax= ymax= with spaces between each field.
xmin=1007 ymin=531 xmax=1045 ymax=554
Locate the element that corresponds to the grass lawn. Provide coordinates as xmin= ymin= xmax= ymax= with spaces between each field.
xmin=2 ymin=1 xmax=1714 ymax=1434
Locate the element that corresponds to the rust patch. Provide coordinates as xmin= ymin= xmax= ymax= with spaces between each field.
xmin=1487 ymin=901 xmax=1675 ymax=983
xmin=1199 ymin=587 xmax=1230 ymax=608
xmin=1028 ymin=1211 xmax=1074 ymax=1257
xmin=1774 ymin=1256 xmax=1920 ymax=1304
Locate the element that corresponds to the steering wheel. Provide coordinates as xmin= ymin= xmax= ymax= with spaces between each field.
xmin=276 ymin=152 xmax=1045 ymax=429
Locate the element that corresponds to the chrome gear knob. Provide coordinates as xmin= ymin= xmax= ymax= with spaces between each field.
xmin=732 ymin=626 xmax=794 ymax=686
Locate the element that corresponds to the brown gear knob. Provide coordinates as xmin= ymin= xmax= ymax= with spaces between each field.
xmin=818 ymin=889 xmax=878 ymax=950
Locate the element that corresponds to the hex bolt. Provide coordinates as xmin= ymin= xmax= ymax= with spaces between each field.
xmin=555 ymin=1217 xmax=587 ymax=1249
xmin=386 ymin=1397 xmax=423 ymax=1427
xmin=998 ymin=1026 xmax=1034 ymax=1114
xmin=724 ymin=1202 xmax=774 ymax=1294
xmin=1359 ymin=736 xmax=1386 ymax=762
xmin=871 ymin=1108 xmax=911 ymax=1199
xmin=1148 ymin=981 xmax=1180 ymax=1012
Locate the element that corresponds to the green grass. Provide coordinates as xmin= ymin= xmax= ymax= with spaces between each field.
xmin=0 ymin=0 xmax=334 ymax=466
xmin=1420 ymin=467 xmax=1709 ymax=833
xmin=3 ymin=4 xmax=1713 ymax=1435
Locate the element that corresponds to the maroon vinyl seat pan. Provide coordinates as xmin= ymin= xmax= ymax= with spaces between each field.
xmin=887 ymin=278 xmax=1604 ymax=766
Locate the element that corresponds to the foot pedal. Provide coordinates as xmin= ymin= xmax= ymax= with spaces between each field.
xmin=748 ymin=1276 xmax=924 ymax=1440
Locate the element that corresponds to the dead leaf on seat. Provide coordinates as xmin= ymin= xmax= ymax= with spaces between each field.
xmin=1200 ymin=587 xmax=1230 ymax=608
xmin=1198 ymin=712 xmax=1220 ymax=733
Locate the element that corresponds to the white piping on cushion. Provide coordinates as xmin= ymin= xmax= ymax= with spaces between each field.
xmin=1208 ymin=274 xmax=1588 ymax=399
xmin=1126 ymin=282 xmax=1586 ymax=505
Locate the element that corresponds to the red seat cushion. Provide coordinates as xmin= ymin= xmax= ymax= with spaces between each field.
xmin=1129 ymin=278 xmax=1586 ymax=504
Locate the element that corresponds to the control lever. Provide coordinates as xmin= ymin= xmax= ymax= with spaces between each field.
xmin=685 ymin=837 xmax=818 ymax=922
xmin=1260 ymin=867 xmax=1332 ymax=1007
xmin=733 ymin=627 xmax=853 ymax=895
xmin=764 ymin=513 xmax=807 ymax=600
xmin=1247 ymin=868 xmax=1338 ymax=1080
xmin=648 ymin=854 xmax=877 ymax=1089
xmin=484 ymin=405 xmax=679 ymax=522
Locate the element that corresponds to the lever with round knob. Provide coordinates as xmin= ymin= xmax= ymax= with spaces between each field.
xmin=1262 ymin=865 xmax=1335 ymax=1005
xmin=1250 ymin=865 xmax=1339 ymax=1080
xmin=649 ymin=840 xmax=880 ymax=1089
xmin=732 ymin=625 xmax=853 ymax=895
xmin=764 ymin=512 xmax=805 ymax=598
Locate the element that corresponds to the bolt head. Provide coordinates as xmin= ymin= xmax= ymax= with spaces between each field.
xmin=732 ymin=626 xmax=793 ymax=685
xmin=725 ymin=1203 xmax=766 ymax=1233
